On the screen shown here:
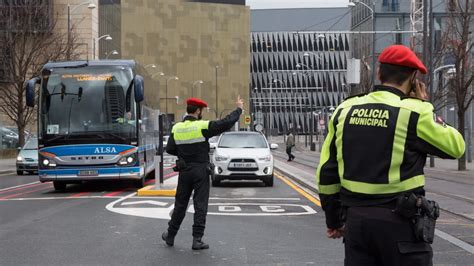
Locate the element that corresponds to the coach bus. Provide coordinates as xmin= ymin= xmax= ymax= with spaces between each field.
xmin=25 ymin=60 xmax=159 ymax=190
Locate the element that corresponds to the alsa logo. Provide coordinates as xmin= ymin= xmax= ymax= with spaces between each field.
xmin=94 ymin=147 xmax=117 ymax=154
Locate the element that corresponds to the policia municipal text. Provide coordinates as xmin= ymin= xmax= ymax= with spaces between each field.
xmin=316 ymin=45 xmax=465 ymax=265
xmin=162 ymin=96 xmax=244 ymax=250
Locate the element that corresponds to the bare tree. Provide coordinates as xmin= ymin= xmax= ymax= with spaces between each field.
xmin=442 ymin=0 xmax=473 ymax=170
xmin=0 ymin=0 xmax=80 ymax=147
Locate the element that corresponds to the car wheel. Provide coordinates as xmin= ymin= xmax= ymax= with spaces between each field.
xmin=53 ymin=181 xmax=67 ymax=191
xmin=263 ymin=175 xmax=274 ymax=187
xmin=16 ymin=170 xmax=23 ymax=175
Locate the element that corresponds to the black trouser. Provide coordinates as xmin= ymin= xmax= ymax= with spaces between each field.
xmin=344 ymin=206 xmax=432 ymax=266
xmin=286 ymin=146 xmax=294 ymax=160
xmin=168 ymin=163 xmax=210 ymax=238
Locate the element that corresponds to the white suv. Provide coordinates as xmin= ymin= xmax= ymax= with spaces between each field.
xmin=211 ymin=131 xmax=278 ymax=187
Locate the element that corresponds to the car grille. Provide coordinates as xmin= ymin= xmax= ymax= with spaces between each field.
xmin=24 ymin=158 xmax=35 ymax=162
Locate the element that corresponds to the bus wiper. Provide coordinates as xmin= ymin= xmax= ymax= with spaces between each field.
xmin=218 ymin=146 xmax=231 ymax=148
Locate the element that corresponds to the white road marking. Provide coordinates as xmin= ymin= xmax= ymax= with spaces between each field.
xmin=435 ymin=229 xmax=474 ymax=254
xmin=105 ymin=194 xmax=173 ymax=220
xmin=0 ymin=196 xmax=124 ymax=201
xmin=121 ymin=200 xmax=168 ymax=206
xmin=0 ymin=181 xmax=40 ymax=192
xmin=208 ymin=197 xmax=301 ymax=201
xmin=189 ymin=203 xmax=317 ymax=216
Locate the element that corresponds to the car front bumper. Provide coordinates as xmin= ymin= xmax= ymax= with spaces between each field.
xmin=213 ymin=161 xmax=273 ymax=180
xmin=16 ymin=162 xmax=38 ymax=172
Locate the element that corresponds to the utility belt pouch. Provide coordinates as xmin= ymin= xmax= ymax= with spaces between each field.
xmin=394 ymin=193 xmax=419 ymax=218
xmin=395 ymin=193 xmax=439 ymax=244
xmin=413 ymin=197 xmax=439 ymax=244
xmin=207 ymin=163 xmax=214 ymax=175
xmin=173 ymin=159 xmax=187 ymax=172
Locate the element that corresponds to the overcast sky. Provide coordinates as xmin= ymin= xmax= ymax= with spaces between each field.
xmin=246 ymin=0 xmax=349 ymax=9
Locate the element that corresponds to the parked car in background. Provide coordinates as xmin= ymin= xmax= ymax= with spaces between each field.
xmin=16 ymin=137 xmax=38 ymax=175
xmin=1 ymin=127 xmax=19 ymax=148
xmin=211 ymin=131 xmax=278 ymax=187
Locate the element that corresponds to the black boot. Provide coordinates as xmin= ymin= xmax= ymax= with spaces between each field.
xmin=162 ymin=231 xmax=175 ymax=246
xmin=192 ymin=237 xmax=209 ymax=250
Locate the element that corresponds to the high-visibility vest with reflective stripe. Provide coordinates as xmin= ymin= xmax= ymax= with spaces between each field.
xmin=172 ymin=120 xmax=210 ymax=145
xmin=316 ymin=87 xmax=465 ymax=197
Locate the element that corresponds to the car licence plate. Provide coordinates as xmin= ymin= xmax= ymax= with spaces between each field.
xmin=230 ymin=163 xmax=256 ymax=168
xmin=78 ymin=170 xmax=99 ymax=176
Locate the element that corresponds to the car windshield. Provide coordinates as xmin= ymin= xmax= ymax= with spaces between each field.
xmin=218 ymin=134 xmax=267 ymax=148
xmin=23 ymin=138 xmax=38 ymax=150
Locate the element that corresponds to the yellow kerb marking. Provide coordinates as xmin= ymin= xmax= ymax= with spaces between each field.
xmin=275 ymin=172 xmax=321 ymax=207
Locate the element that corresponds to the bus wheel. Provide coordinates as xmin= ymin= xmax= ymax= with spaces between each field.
xmin=53 ymin=181 xmax=67 ymax=191
xmin=134 ymin=177 xmax=145 ymax=188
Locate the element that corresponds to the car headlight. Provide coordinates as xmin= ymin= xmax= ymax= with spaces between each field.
xmin=17 ymin=155 xmax=23 ymax=162
xmin=258 ymin=155 xmax=272 ymax=162
xmin=214 ymin=155 xmax=229 ymax=161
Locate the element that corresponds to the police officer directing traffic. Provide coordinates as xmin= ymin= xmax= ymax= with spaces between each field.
xmin=316 ymin=45 xmax=465 ymax=265
xmin=162 ymin=95 xmax=244 ymax=250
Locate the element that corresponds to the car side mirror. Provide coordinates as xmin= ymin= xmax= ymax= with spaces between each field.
xmin=270 ymin=143 xmax=279 ymax=150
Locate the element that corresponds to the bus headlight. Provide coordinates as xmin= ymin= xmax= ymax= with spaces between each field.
xmin=39 ymin=152 xmax=57 ymax=168
xmin=118 ymin=153 xmax=137 ymax=166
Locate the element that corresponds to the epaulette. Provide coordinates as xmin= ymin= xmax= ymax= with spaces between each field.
xmin=344 ymin=92 xmax=369 ymax=100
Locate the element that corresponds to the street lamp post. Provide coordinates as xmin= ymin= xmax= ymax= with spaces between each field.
xmin=145 ymin=64 xmax=157 ymax=70
xmin=165 ymin=76 xmax=179 ymax=132
xmin=267 ymin=77 xmax=285 ymax=142
xmin=67 ymin=1 xmax=96 ymax=60
xmin=348 ymin=0 xmax=375 ymax=83
xmin=93 ymin=34 xmax=112 ymax=60
xmin=192 ymin=80 xmax=204 ymax=97
xmin=296 ymin=62 xmax=318 ymax=151
xmin=215 ymin=66 xmax=220 ymax=117
xmin=105 ymin=50 xmax=119 ymax=59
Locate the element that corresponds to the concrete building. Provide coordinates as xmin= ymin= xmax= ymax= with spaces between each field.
xmin=99 ymin=0 xmax=251 ymax=129
xmin=250 ymin=7 xmax=351 ymax=138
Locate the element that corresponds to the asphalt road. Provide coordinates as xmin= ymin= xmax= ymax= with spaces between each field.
xmin=1 ymin=156 xmax=472 ymax=265
xmin=0 ymin=168 xmax=344 ymax=265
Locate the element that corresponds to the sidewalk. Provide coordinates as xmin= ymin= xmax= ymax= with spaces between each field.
xmin=0 ymin=158 xmax=15 ymax=174
xmin=272 ymin=135 xmax=473 ymax=193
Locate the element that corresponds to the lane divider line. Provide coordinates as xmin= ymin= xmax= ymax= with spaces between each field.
xmin=68 ymin=192 xmax=90 ymax=198
xmin=0 ymin=184 xmax=52 ymax=200
xmin=0 ymin=181 xmax=42 ymax=193
xmin=275 ymin=172 xmax=321 ymax=207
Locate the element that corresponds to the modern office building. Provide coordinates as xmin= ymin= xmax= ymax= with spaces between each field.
xmin=250 ymin=7 xmax=351 ymax=138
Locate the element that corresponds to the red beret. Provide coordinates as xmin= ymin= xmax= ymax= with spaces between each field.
xmin=378 ymin=45 xmax=427 ymax=74
xmin=186 ymin=98 xmax=208 ymax=108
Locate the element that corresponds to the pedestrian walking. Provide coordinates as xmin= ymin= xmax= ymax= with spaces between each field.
xmin=162 ymin=95 xmax=243 ymax=250
xmin=285 ymin=131 xmax=295 ymax=161
xmin=316 ymin=45 xmax=465 ymax=266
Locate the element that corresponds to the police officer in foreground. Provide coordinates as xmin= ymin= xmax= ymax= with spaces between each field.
xmin=316 ymin=45 xmax=465 ymax=265
xmin=162 ymin=95 xmax=243 ymax=250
